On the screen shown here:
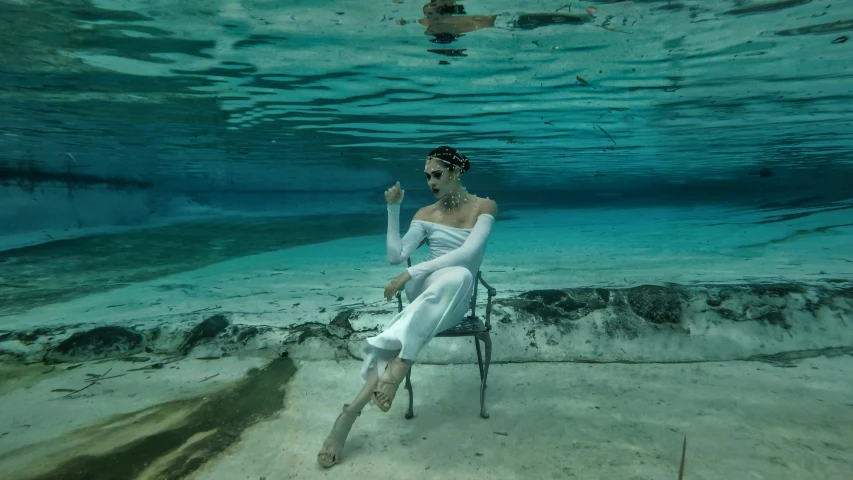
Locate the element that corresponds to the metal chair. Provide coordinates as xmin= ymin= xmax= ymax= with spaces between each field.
xmin=395 ymin=243 xmax=497 ymax=419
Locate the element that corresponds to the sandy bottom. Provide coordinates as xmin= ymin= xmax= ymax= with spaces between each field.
xmin=2 ymin=354 xmax=851 ymax=479
xmin=0 ymin=355 xmax=271 ymax=479
xmin=190 ymin=356 xmax=853 ymax=480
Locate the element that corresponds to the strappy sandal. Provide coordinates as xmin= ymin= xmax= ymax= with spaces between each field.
xmin=317 ymin=404 xmax=360 ymax=468
xmin=372 ymin=362 xmax=407 ymax=412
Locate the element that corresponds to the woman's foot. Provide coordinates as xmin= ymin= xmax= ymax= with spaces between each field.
xmin=317 ymin=404 xmax=360 ymax=468
xmin=372 ymin=357 xmax=411 ymax=412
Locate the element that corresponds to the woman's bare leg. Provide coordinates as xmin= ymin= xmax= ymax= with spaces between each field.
xmin=317 ymin=368 xmax=381 ymax=468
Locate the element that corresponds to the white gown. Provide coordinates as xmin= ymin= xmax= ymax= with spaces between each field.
xmin=360 ymin=204 xmax=496 ymax=381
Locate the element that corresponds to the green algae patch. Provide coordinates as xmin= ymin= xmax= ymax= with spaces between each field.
xmin=27 ymin=357 xmax=296 ymax=480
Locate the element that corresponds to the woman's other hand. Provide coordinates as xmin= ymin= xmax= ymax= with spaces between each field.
xmin=384 ymin=270 xmax=411 ymax=301
xmin=385 ymin=181 xmax=405 ymax=205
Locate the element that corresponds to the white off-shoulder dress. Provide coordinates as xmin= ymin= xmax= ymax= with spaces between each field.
xmin=360 ymin=204 xmax=496 ymax=381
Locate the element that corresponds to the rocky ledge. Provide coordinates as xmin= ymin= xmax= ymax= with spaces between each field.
xmin=1 ymin=282 xmax=852 ymax=367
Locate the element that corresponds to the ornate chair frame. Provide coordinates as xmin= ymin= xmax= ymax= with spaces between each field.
xmin=395 ymin=246 xmax=496 ymax=419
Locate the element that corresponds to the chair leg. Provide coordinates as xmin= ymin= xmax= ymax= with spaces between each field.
xmin=477 ymin=332 xmax=492 ymax=419
xmin=404 ymin=368 xmax=414 ymax=420
xmin=474 ymin=336 xmax=484 ymax=382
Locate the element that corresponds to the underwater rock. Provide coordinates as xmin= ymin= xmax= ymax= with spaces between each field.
xmin=3 ymin=281 xmax=851 ymax=367
xmin=517 ymin=289 xmax=572 ymax=318
xmin=601 ymin=313 xmax=649 ymax=340
xmin=327 ymin=309 xmax=357 ymax=339
xmin=0 ymin=339 xmax=34 ymax=360
xmin=515 ymin=289 xmax=609 ymax=320
xmin=759 ymin=310 xmax=790 ymax=329
xmin=625 ymin=284 xmax=687 ymax=324
xmin=179 ymin=314 xmax=230 ymax=355
xmin=274 ymin=309 xmax=361 ymax=357
xmin=234 ymin=325 xmax=259 ymax=344
xmin=8 ymin=327 xmax=56 ymax=345
xmin=702 ymin=284 xmax=812 ymax=330
xmin=44 ymin=326 xmax=144 ymax=364
xmin=502 ymin=288 xmax=610 ymax=335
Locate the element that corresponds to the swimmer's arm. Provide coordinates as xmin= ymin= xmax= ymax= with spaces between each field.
xmin=386 ymin=204 xmax=427 ymax=265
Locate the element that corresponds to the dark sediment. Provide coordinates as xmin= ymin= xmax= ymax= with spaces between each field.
xmin=25 ymin=357 xmax=296 ymax=480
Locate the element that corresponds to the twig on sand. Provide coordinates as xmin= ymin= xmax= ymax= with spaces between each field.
xmin=54 ymin=369 xmax=126 ymax=399
xmin=338 ymin=302 xmax=366 ymax=308
xmin=59 ymin=382 xmax=96 ymax=398
xmin=88 ymin=368 xmax=112 ymax=378
xmin=95 ymin=351 xmax=151 ymax=364
xmin=189 ymin=306 xmax=221 ymax=314
xmin=678 ymin=435 xmax=687 ymax=480
xmin=127 ymin=356 xmax=182 ymax=371
xmin=199 ymin=373 xmax=219 ymax=383
xmin=127 ymin=363 xmax=163 ymax=371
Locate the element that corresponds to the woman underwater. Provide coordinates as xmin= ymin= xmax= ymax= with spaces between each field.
xmin=317 ymin=146 xmax=499 ymax=467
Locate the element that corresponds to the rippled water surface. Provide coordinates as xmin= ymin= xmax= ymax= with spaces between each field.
xmin=1 ymin=0 xmax=851 ymax=200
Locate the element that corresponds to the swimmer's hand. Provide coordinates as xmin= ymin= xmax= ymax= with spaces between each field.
xmin=384 ymin=270 xmax=411 ymax=301
xmin=385 ymin=181 xmax=405 ymax=205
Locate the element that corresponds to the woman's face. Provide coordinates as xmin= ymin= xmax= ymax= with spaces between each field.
xmin=424 ymin=157 xmax=456 ymax=197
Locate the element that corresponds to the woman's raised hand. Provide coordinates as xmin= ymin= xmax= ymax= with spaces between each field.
xmin=385 ymin=181 xmax=405 ymax=205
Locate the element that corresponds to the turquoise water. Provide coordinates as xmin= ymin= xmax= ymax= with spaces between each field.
xmin=1 ymin=1 xmax=853 ymax=479
xmin=2 ymin=0 xmax=852 ymax=204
